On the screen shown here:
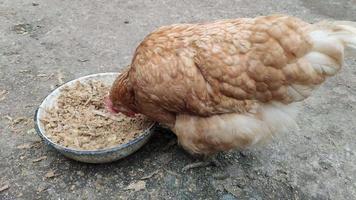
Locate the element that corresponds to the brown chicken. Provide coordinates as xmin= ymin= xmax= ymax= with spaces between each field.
xmin=105 ymin=14 xmax=356 ymax=168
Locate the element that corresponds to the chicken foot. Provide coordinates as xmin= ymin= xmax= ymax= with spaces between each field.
xmin=182 ymin=155 xmax=222 ymax=172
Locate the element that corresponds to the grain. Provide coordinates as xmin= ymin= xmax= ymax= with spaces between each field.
xmin=41 ymin=80 xmax=152 ymax=150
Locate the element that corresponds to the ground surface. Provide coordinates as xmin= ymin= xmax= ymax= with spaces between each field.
xmin=0 ymin=0 xmax=356 ymax=199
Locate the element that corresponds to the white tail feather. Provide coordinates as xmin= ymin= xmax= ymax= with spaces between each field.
xmin=305 ymin=21 xmax=356 ymax=78
xmin=315 ymin=21 xmax=356 ymax=56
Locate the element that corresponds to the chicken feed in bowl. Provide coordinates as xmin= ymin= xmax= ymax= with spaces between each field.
xmin=40 ymin=80 xmax=152 ymax=151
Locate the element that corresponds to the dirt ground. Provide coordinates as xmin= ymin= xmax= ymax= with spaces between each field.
xmin=0 ymin=0 xmax=355 ymax=199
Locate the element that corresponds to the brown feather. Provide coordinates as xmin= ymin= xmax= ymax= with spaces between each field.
xmin=108 ymin=14 xmax=355 ymax=155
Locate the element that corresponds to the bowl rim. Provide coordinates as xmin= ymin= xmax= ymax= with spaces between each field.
xmin=34 ymin=72 xmax=156 ymax=155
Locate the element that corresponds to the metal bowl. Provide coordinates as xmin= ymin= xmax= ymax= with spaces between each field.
xmin=34 ymin=73 xmax=156 ymax=163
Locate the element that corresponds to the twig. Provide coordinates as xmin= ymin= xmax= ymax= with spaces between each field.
xmin=140 ymin=169 xmax=160 ymax=180
xmin=12 ymin=117 xmax=27 ymax=125
xmin=4 ymin=115 xmax=13 ymax=121
xmin=164 ymin=168 xmax=181 ymax=177
xmin=32 ymin=156 xmax=47 ymax=163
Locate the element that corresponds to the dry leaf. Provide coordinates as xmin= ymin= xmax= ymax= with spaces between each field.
xmin=44 ymin=170 xmax=57 ymax=178
xmin=0 ymin=90 xmax=7 ymax=95
xmin=125 ymin=181 xmax=146 ymax=191
xmin=32 ymin=156 xmax=47 ymax=163
xmin=0 ymin=184 xmax=9 ymax=192
xmin=16 ymin=143 xmax=32 ymax=149
xmin=0 ymin=89 xmax=8 ymax=102
xmin=36 ymin=185 xmax=47 ymax=193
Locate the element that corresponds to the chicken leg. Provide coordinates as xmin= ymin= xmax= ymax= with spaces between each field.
xmin=182 ymin=154 xmax=222 ymax=172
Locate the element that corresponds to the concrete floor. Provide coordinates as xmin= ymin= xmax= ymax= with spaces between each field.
xmin=0 ymin=0 xmax=355 ymax=199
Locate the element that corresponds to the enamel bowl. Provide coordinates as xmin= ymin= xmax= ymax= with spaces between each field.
xmin=34 ymin=73 xmax=156 ymax=163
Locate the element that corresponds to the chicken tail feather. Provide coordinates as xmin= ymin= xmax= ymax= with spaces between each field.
xmin=313 ymin=20 xmax=356 ymax=57
xmin=285 ymin=21 xmax=356 ymax=102
xmin=302 ymin=21 xmax=356 ymax=79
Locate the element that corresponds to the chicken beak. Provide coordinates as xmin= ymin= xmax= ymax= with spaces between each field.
xmin=104 ymin=96 xmax=118 ymax=114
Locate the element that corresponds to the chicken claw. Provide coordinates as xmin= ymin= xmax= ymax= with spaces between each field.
xmin=182 ymin=156 xmax=221 ymax=172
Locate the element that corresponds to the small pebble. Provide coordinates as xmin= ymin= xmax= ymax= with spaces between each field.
xmin=70 ymin=185 xmax=75 ymax=191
